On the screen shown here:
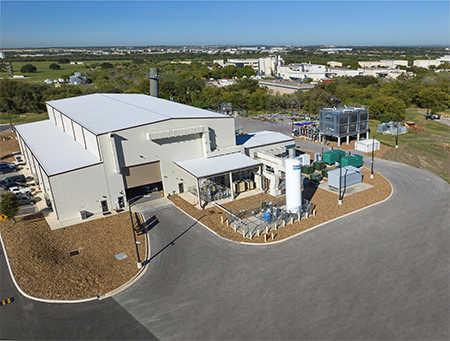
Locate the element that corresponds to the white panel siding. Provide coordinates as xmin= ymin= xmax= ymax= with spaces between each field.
xmin=54 ymin=109 xmax=65 ymax=132
xmin=49 ymin=164 xmax=110 ymax=221
xmin=62 ymin=114 xmax=74 ymax=139
xmin=98 ymin=117 xmax=236 ymax=195
xmin=73 ymin=121 xmax=84 ymax=147
xmin=46 ymin=104 xmax=55 ymax=125
xmin=83 ymin=128 xmax=100 ymax=159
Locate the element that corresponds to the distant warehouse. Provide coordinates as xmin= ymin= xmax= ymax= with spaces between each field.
xmin=15 ymin=94 xmax=294 ymax=228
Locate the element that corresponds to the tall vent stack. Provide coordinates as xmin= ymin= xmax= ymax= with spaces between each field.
xmin=149 ymin=67 xmax=159 ymax=97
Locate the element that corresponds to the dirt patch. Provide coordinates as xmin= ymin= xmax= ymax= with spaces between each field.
xmin=0 ymin=130 xmax=20 ymax=162
xmin=0 ymin=213 xmax=145 ymax=300
xmin=170 ymin=167 xmax=392 ymax=244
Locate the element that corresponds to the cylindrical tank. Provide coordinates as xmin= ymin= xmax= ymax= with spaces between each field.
xmin=285 ymin=158 xmax=302 ymax=214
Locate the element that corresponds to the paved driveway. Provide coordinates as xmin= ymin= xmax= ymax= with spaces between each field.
xmin=113 ymin=159 xmax=449 ymax=340
xmin=0 ymin=132 xmax=448 ymax=340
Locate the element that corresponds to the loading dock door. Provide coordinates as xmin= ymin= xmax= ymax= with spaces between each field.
xmin=124 ymin=161 xmax=164 ymax=199
xmin=124 ymin=161 xmax=162 ymax=189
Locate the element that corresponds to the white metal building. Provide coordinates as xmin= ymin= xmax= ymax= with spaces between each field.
xmin=15 ymin=94 xmax=294 ymax=228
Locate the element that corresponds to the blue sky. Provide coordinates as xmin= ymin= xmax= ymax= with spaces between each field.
xmin=1 ymin=1 xmax=449 ymax=48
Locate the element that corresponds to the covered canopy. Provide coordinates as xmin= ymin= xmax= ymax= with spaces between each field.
xmin=175 ymin=153 xmax=261 ymax=179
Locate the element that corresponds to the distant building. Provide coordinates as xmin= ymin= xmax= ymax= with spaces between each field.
xmin=259 ymin=80 xmax=314 ymax=95
xmin=327 ymin=61 xmax=343 ymax=68
xmin=380 ymin=60 xmax=408 ymax=68
xmin=69 ymin=72 xmax=87 ymax=85
xmin=413 ymin=59 xmax=442 ymax=69
xmin=359 ymin=60 xmax=408 ymax=68
xmin=0 ymin=51 xmax=5 ymax=59
xmin=319 ymin=48 xmax=353 ymax=53
xmin=213 ymin=55 xmax=284 ymax=77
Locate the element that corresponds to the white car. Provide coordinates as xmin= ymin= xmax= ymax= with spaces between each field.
xmin=13 ymin=153 xmax=26 ymax=166
xmin=9 ymin=186 xmax=31 ymax=195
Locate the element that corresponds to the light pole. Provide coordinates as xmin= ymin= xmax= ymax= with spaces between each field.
xmin=370 ymin=128 xmax=375 ymax=179
xmin=395 ymin=122 xmax=399 ymax=149
xmin=128 ymin=195 xmax=143 ymax=268
xmin=338 ymin=156 xmax=342 ymax=205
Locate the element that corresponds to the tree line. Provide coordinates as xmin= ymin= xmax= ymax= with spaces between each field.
xmin=1 ymin=61 xmax=449 ymax=123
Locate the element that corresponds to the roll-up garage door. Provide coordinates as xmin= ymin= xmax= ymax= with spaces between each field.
xmin=124 ymin=161 xmax=162 ymax=189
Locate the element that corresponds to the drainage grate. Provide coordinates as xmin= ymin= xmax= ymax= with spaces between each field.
xmin=115 ymin=252 xmax=128 ymax=261
xmin=69 ymin=250 xmax=80 ymax=257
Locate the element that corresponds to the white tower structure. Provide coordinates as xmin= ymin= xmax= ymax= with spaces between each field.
xmin=285 ymin=158 xmax=302 ymax=214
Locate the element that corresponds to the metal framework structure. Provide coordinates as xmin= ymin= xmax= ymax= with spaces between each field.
xmin=319 ymin=107 xmax=369 ymax=145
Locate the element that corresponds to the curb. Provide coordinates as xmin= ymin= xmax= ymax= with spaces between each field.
xmin=173 ymin=175 xmax=394 ymax=247
xmin=99 ymin=230 xmax=151 ymax=299
xmin=0 ymin=227 xmax=152 ymax=303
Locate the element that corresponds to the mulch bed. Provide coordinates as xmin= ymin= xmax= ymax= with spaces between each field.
xmin=169 ymin=167 xmax=392 ymax=244
xmin=0 ymin=213 xmax=145 ymax=300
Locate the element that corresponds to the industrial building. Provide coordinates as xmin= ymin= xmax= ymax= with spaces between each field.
xmin=213 ymin=55 xmax=284 ymax=77
xmin=15 ymin=94 xmax=297 ymax=228
xmin=319 ymin=107 xmax=369 ymax=146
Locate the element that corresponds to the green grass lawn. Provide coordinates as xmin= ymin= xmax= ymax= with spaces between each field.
xmin=0 ymin=60 xmax=131 ymax=83
xmin=0 ymin=112 xmax=49 ymax=124
xmin=370 ymin=108 xmax=450 ymax=183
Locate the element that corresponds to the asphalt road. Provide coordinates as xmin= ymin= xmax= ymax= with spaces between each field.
xmin=0 ymin=246 xmax=157 ymax=340
xmin=0 ymin=124 xmax=12 ymax=133
xmin=1 ymin=117 xmax=449 ymax=340
xmin=112 ymin=159 xmax=449 ymax=340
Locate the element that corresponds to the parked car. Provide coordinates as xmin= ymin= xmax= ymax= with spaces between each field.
xmin=14 ymin=154 xmax=26 ymax=166
xmin=1 ymin=181 xmax=27 ymax=190
xmin=0 ymin=162 xmax=17 ymax=174
xmin=17 ymin=193 xmax=33 ymax=205
xmin=9 ymin=185 xmax=31 ymax=196
xmin=3 ymin=175 xmax=26 ymax=185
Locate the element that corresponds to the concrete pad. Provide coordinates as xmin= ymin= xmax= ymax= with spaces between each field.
xmin=319 ymin=181 xmax=373 ymax=195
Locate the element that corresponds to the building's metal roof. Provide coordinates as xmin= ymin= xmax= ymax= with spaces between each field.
xmin=15 ymin=120 xmax=101 ymax=176
xmin=175 ymin=153 xmax=260 ymax=179
xmin=47 ymin=93 xmax=228 ymax=135
xmin=236 ymin=131 xmax=293 ymax=149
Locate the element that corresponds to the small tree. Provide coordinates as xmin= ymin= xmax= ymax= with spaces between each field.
xmin=49 ymin=63 xmax=61 ymax=70
xmin=20 ymin=64 xmax=37 ymax=73
xmin=58 ymin=58 xmax=70 ymax=64
xmin=0 ymin=193 xmax=19 ymax=222
xmin=100 ymin=62 xmax=114 ymax=69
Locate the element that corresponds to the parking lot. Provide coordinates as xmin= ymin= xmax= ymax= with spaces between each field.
xmin=0 ymin=169 xmax=37 ymax=217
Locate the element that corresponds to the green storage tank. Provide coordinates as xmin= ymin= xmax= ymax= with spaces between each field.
xmin=341 ymin=155 xmax=364 ymax=168
xmin=322 ymin=150 xmax=346 ymax=165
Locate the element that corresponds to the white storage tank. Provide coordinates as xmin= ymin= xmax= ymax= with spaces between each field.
xmin=285 ymin=158 xmax=302 ymax=214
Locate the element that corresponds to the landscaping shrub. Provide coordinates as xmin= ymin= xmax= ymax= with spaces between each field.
xmin=302 ymin=165 xmax=314 ymax=174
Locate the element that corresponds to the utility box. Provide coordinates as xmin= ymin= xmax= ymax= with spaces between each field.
xmin=341 ymin=155 xmax=364 ymax=168
xmin=323 ymin=150 xmax=346 ymax=165
xmin=327 ymin=166 xmax=362 ymax=189
xmin=355 ymin=139 xmax=380 ymax=153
